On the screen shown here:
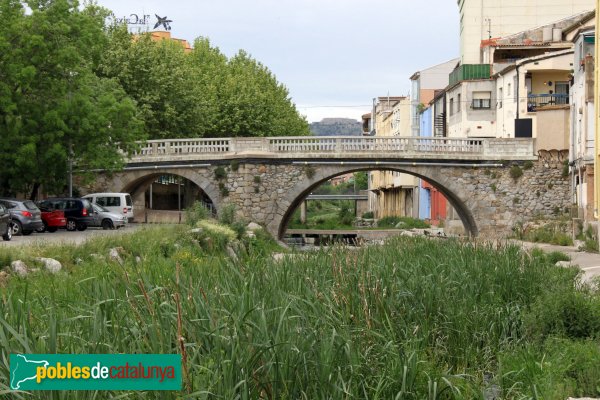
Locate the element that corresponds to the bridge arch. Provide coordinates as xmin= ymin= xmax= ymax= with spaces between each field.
xmin=275 ymin=165 xmax=478 ymax=239
xmin=116 ymin=168 xmax=220 ymax=217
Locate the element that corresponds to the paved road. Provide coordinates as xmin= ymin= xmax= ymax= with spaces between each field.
xmin=0 ymin=224 xmax=144 ymax=247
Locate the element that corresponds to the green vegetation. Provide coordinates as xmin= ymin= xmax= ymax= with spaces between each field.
xmin=509 ymin=164 xmax=523 ymax=180
xmin=1 ymin=231 xmax=599 ymax=398
xmin=0 ymin=0 xmax=309 ymax=197
xmin=576 ymin=224 xmax=599 ymax=253
xmin=523 ymin=160 xmax=534 ymax=170
xmin=362 ymin=211 xmax=374 ymax=219
xmin=513 ymin=220 xmax=574 ymax=246
xmin=377 ymin=216 xmax=431 ymax=229
xmin=289 ymin=200 xmax=355 ymax=230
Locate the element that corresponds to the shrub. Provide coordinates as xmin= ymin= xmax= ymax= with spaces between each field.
xmin=523 ymin=160 xmax=534 ymax=170
xmin=214 ymin=166 xmax=228 ymax=181
xmin=185 ymin=201 xmax=209 ymax=226
xmin=218 ymin=182 xmax=229 ymax=197
xmin=253 ymin=175 xmax=261 ymax=184
xmin=219 ymin=204 xmax=236 ymax=225
xmin=526 ymin=290 xmax=600 ymax=340
xmin=509 ymin=165 xmax=523 ymax=180
xmin=196 ymin=220 xmax=237 ymax=250
xmin=362 ymin=211 xmax=374 ymax=219
xmin=230 ymin=160 xmax=240 ymax=172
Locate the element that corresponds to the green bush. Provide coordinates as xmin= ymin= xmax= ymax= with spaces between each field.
xmin=218 ymin=182 xmax=229 ymax=197
xmin=185 ymin=201 xmax=209 ymax=226
xmin=219 ymin=204 xmax=236 ymax=225
xmin=195 ymin=219 xmax=237 ymax=250
xmin=214 ymin=166 xmax=228 ymax=180
xmin=510 ymin=165 xmax=523 ymax=180
xmin=230 ymin=160 xmax=240 ymax=172
xmin=378 ymin=216 xmax=430 ymax=229
xmin=523 ymin=160 xmax=534 ymax=170
xmin=362 ymin=211 xmax=374 ymax=219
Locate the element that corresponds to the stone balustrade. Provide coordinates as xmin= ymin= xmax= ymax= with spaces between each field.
xmin=130 ymin=136 xmax=536 ymax=162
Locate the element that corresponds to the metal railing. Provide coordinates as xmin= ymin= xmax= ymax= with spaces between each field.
xmin=527 ymin=93 xmax=569 ymax=112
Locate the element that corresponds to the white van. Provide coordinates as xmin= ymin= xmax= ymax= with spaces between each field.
xmin=83 ymin=193 xmax=134 ymax=221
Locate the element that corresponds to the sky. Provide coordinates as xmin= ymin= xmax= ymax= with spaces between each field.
xmin=97 ymin=0 xmax=460 ymax=122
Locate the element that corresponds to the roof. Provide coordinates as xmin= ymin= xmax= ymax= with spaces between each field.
xmin=481 ymin=10 xmax=594 ymax=48
xmin=493 ymin=48 xmax=575 ymax=77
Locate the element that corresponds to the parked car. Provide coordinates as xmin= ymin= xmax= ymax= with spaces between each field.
xmin=0 ymin=198 xmax=44 ymax=236
xmin=83 ymin=193 xmax=134 ymax=221
xmin=90 ymin=203 xmax=127 ymax=229
xmin=37 ymin=198 xmax=94 ymax=231
xmin=0 ymin=203 xmax=12 ymax=241
xmin=36 ymin=203 xmax=67 ymax=233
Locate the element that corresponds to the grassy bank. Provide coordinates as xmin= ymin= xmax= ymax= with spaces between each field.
xmin=1 ymin=226 xmax=599 ymax=398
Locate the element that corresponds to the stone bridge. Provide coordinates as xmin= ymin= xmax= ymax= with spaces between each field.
xmin=87 ymin=136 xmax=570 ymax=239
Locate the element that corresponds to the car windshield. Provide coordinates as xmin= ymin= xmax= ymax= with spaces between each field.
xmin=93 ymin=204 xmax=109 ymax=212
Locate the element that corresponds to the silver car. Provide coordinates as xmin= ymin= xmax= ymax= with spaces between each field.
xmin=90 ymin=204 xmax=127 ymax=229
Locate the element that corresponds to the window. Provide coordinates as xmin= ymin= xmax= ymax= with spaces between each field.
xmin=472 ymin=91 xmax=491 ymax=109
xmin=97 ymin=196 xmax=121 ymax=207
xmin=498 ymin=87 xmax=503 ymax=108
xmin=507 ymin=83 xmax=511 ymax=97
xmin=449 ymin=98 xmax=454 ymax=115
xmin=457 ymin=94 xmax=461 ymax=112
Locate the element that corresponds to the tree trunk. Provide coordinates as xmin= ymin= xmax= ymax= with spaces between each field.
xmin=29 ymin=182 xmax=40 ymax=201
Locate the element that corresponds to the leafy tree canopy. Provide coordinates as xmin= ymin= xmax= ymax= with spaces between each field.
xmin=100 ymin=29 xmax=310 ymax=139
xmin=0 ymin=0 xmax=144 ymax=198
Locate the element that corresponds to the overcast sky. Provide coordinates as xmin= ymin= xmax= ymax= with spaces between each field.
xmin=97 ymin=0 xmax=459 ymax=122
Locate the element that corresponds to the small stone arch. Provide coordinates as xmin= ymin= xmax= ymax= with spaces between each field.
xmin=274 ymin=165 xmax=478 ymax=239
xmin=113 ymin=167 xmax=220 ymax=217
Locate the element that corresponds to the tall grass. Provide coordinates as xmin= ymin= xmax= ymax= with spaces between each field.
xmin=0 ymin=227 xmax=598 ymax=398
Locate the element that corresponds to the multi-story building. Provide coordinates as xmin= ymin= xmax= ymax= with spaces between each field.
xmin=368 ymin=97 xmax=419 ymax=218
xmin=570 ymin=26 xmax=596 ymax=221
xmin=458 ymin=0 xmax=594 ymax=64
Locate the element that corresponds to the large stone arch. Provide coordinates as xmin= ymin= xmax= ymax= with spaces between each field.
xmin=270 ymin=164 xmax=479 ymax=239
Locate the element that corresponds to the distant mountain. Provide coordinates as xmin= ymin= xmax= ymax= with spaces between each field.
xmin=309 ymin=118 xmax=362 ymax=136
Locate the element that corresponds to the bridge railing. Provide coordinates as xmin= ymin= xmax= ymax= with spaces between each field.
xmin=266 ymin=137 xmax=485 ymax=153
xmin=129 ymin=136 xmax=534 ymax=160
xmin=134 ymin=138 xmax=231 ymax=156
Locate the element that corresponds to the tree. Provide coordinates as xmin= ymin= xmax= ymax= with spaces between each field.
xmin=0 ymin=0 xmax=143 ymax=198
xmin=100 ymin=30 xmax=310 ymax=139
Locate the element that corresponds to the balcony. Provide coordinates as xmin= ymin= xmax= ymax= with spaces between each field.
xmin=448 ymin=64 xmax=491 ymax=86
xmin=527 ymin=93 xmax=569 ymax=112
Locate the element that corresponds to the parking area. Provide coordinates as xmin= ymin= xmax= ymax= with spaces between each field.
xmin=0 ymin=223 xmax=145 ymax=247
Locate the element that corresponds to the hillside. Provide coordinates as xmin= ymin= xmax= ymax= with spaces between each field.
xmin=310 ymin=118 xmax=362 ymax=136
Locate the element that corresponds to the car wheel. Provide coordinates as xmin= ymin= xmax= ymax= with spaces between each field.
xmin=36 ymin=223 xmax=46 ymax=233
xmin=101 ymin=219 xmax=113 ymax=230
xmin=22 ymin=230 xmax=32 ymax=236
xmin=66 ymin=219 xmax=77 ymax=231
xmin=76 ymin=223 xmax=87 ymax=231
xmin=47 ymin=227 xmax=58 ymax=233
xmin=2 ymin=227 xmax=11 ymax=241
xmin=10 ymin=220 xmax=22 ymax=236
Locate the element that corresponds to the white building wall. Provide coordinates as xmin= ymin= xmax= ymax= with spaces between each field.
xmin=446 ymin=80 xmax=497 ymax=137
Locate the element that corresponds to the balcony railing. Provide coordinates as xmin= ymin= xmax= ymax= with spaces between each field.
xmin=448 ymin=64 xmax=491 ymax=86
xmin=527 ymin=93 xmax=569 ymax=112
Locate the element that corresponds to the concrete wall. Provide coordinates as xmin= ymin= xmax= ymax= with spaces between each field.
xmin=536 ymin=108 xmax=570 ymax=151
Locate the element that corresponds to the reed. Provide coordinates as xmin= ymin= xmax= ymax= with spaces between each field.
xmin=0 ymin=227 xmax=598 ymax=399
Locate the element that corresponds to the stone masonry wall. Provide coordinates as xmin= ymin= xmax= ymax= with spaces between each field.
xmin=91 ymin=157 xmax=570 ymax=239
